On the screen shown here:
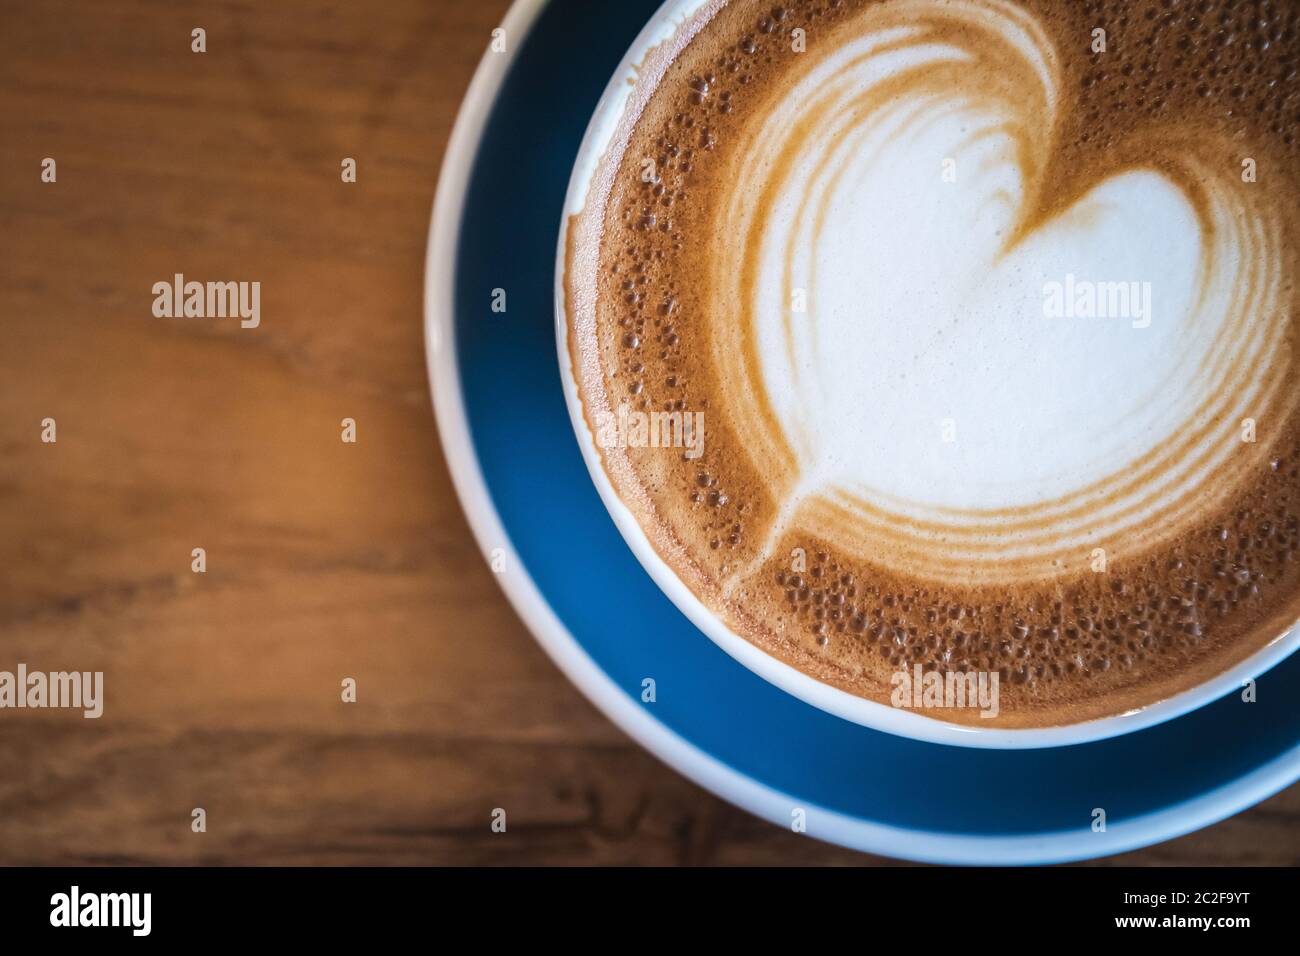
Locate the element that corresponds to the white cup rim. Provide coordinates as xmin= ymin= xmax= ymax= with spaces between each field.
xmin=553 ymin=0 xmax=1300 ymax=749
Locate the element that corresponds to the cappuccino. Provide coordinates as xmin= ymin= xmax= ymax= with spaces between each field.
xmin=564 ymin=0 xmax=1300 ymax=727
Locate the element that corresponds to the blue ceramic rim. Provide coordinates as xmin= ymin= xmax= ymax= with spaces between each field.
xmin=423 ymin=0 xmax=1300 ymax=863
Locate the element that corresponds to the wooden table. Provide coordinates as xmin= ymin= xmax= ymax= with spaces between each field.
xmin=0 ymin=0 xmax=1293 ymax=866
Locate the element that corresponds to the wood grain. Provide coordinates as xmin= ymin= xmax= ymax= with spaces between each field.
xmin=0 ymin=0 xmax=1294 ymax=866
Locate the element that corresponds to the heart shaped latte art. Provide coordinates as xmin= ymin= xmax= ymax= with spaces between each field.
xmin=710 ymin=0 xmax=1294 ymax=585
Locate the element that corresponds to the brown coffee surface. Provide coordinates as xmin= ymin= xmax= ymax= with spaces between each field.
xmin=565 ymin=0 xmax=1300 ymax=727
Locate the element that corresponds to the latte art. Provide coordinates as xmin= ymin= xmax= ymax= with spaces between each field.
xmin=564 ymin=0 xmax=1300 ymax=727
xmin=716 ymin=0 xmax=1293 ymax=585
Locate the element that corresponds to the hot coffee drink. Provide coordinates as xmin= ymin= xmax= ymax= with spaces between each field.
xmin=562 ymin=0 xmax=1300 ymax=726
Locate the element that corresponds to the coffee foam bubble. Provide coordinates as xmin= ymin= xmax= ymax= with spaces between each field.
xmin=564 ymin=0 xmax=1300 ymax=726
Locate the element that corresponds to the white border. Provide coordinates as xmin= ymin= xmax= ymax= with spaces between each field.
xmin=424 ymin=0 xmax=1300 ymax=863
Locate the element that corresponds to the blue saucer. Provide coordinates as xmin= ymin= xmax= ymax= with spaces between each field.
xmin=426 ymin=0 xmax=1300 ymax=863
